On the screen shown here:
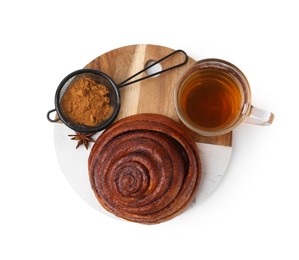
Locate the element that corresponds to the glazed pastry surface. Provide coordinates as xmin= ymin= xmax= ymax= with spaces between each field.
xmin=88 ymin=114 xmax=202 ymax=224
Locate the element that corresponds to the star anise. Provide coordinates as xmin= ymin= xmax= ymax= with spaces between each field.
xmin=68 ymin=132 xmax=95 ymax=150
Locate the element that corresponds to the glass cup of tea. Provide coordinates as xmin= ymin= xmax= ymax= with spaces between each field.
xmin=174 ymin=58 xmax=274 ymax=136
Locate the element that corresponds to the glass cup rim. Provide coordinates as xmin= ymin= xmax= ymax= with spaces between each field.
xmin=174 ymin=58 xmax=252 ymax=136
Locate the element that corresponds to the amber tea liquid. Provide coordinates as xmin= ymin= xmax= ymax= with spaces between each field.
xmin=179 ymin=67 xmax=243 ymax=131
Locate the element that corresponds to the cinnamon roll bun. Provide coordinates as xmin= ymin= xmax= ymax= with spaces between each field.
xmin=88 ymin=114 xmax=201 ymax=224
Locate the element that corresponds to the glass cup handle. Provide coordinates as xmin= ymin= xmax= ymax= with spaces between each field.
xmin=243 ymin=105 xmax=274 ymax=126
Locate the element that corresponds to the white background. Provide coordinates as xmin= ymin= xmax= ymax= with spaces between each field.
xmin=1 ymin=0 xmax=298 ymax=259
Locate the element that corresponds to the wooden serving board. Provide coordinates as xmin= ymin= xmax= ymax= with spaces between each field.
xmin=84 ymin=44 xmax=232 ymax=147
xmin=53 ymin=44 xmax=233 ymax=215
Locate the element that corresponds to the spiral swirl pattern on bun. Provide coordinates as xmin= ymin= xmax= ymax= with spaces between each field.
xmin=88 ymin=114 xmax=201 ymax=224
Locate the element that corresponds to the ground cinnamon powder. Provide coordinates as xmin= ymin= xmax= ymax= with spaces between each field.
xmin=60 ymin=76 xmax=112 ymax=127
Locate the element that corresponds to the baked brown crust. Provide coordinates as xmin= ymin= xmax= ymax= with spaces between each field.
xmin=88 ymin=114 xmax=202 ymax=224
